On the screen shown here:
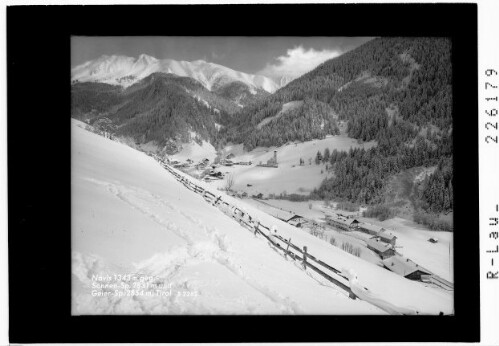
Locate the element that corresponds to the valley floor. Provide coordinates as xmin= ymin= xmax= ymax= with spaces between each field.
xmin=203 ymin=135 xmax=376 ymax=196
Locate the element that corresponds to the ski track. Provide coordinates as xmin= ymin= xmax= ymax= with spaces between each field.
xmin=78 ymin=177 xmax=303 ymax=314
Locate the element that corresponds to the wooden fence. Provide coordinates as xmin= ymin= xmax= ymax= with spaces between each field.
xmin=160 ymin=161 xmax=357 ymax=299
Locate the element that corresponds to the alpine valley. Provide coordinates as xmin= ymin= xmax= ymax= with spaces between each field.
xmin=71 ymin=37 xmax=453 ymax=228
xmin=71 ymin=36 xmax=456 ymax=315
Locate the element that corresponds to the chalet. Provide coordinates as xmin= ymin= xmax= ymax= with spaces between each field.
xmin=382 ymin=256 xmax=432 ymax=281
xmin=326 ymin=213 xmax=360 ymax=231
xmin=366 ymin=238 xmax=396 ymax=259
xmin=375 ymin=231 xmax=397 ymax=246
xmin=287 ymin=214 xmax=307 ymax=228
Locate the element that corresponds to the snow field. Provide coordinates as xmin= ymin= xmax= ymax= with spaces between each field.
xmin=210 ymin=136 xmax=377 ymax=196
xmin=71 ymin=119 xmax=384 ymax=315
xmin=164 ymin=159 xmax=453 ymax=315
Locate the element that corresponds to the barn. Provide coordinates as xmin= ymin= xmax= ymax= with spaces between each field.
xmin=366 ymin=238 xmax=396 ymax=259
xmin=382 ymin=256 xmax=432 ymax=281
xmin=326 ymin=213 xmax=360 ymax=231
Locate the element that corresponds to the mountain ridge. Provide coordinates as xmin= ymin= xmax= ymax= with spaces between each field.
xmin=71 ymin=54 xmax=284 ymax=94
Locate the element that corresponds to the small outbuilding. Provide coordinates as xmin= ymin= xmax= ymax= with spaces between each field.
xmin=382 ymin=256 xmax=432 ymax=281
xmin=375 ymin=230 xmax=397 ymax=246
xmin=287 ymin=214 xmax=306 ymax=228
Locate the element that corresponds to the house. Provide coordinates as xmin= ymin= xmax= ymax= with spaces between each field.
xmin=366 ymin=238 xmax=396 ymax=259
xmin=382 ymin=256 xmax=432 ymax=281
xmin=375 ymin=230 xmax=397 ymax=246
xmin=358 ymin=223 xmax=384 ymax=236
xmin=326 ymin=213 xmax=360 ymax=231
xmin=287 ymin=214 xmax=307 ymax=228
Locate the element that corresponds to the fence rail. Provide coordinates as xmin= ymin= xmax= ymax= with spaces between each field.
xmin=160 ymin=162 xmax=424 ymax=314
xmin=160 ymin=161 xmax=357 ymax=299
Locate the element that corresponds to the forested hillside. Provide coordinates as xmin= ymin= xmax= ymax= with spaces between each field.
xmin=224 ymin=37 xmax=454 ymax=216
xmin=71 ymin=73 xmax=241 ymax=147
xmin=214 ymin=81 xmax=269 ymax=108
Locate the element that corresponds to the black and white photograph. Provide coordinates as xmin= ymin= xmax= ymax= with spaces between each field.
xmin=6 ymin=2 xmax=490 ymax=344
xmin=71 ymin=36 xmax=455 ymax=315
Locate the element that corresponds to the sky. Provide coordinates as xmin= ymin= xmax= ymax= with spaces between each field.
xmin=71 ymin=36 xmax=373 ymax=80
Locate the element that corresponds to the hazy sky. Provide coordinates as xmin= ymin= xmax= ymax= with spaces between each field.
xmin=71 ymin=36 xmax=373 ymax=80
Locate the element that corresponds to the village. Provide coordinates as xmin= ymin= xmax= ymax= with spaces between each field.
xmin=147 ymin=149 xmax=454 ymax=293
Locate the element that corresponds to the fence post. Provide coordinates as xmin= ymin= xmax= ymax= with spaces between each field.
xmin=253 ymin=221 xmax=259 ymax=237
xmin=302 ymin=246 xmax=308 ymax=268
xmin=285 ymin=238 xmax=292 ymax=257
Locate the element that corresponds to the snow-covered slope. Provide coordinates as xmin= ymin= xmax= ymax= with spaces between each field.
xmin=275 ymin=75 xmax=295 ymax=88
xmin=71 ymin=119 xmax=452 ymax=315
xmin=72 ymin=54 xmax=280 ymax=93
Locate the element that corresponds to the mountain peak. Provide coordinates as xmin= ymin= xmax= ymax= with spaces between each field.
xmin=71 ymin=54 xmax=280 ymax=93
xmin=137 ymin=54 xmax=157 ymax=64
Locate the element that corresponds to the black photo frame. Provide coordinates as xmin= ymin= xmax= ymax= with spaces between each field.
xmin=7 ymin=3 xmax=479 ymax=343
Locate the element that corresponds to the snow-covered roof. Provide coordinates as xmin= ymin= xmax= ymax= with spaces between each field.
xmin=377 ymin=231 xmax=397 ymax=241
xmin=366 ymin=238 xmax=394 ymax=253
xmin=287 ymin=214 xmax=305 ymax=222
xmin=327 ymin=214 xmax=359 ymax=227
xmin=382 ymin=256 xmax=431 ymax=277
xmin=359 ymin=223 xmax=384 ymax=233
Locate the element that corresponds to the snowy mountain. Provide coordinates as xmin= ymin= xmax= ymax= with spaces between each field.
xmin=72 ymin=54 xmax=280 ymax=94
xmin=71 ymin=73 xmax=228 ymax=150
xmin=275 ymin=75 xmax=295 ymax=88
